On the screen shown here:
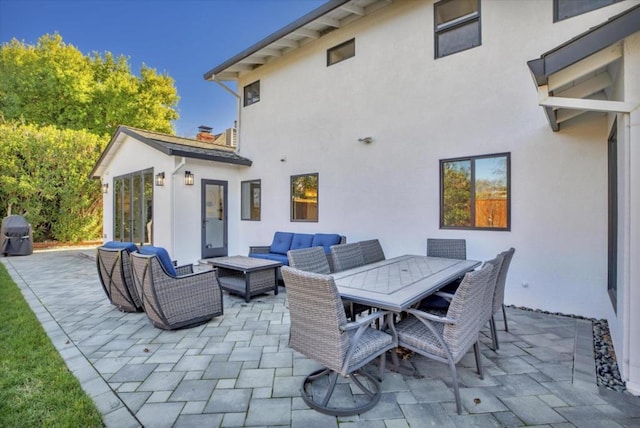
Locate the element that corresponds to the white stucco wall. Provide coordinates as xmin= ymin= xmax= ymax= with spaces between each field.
xmin=229 ymin=0 xmax=637 ymax=320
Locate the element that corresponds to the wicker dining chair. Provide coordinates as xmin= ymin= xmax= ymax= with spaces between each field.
xmin=287 ymin=247 xmax=331 ymax=274
xmin=330 ymin=243 xmax=366 ymax=272
xmin=281 ymin=266 xmax=397 ymax=416
xmin=130 ymin=251 xmax=223 ymax=330
xmin=96 ymin=243 xmax=142 ymax=312
xmin=394 ymin=262 xmax=495 ymax=414
xmin=358 ymin=239 xmax=386 ymax=264
xmin=427 ymin=238 xmax=467 ymax=260
xmin=489 ymin=248 xmax=516 ymax=350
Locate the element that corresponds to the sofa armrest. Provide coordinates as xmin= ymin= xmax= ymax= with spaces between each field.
xmin=249 ymin=246 xmax=271 ymax=254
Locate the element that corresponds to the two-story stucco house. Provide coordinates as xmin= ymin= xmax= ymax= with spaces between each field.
xmin=92 ymin=0 xmax=640 ymax=394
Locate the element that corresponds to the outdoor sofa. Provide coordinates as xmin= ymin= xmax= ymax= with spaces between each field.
xmin=248 ymin=231 xmax=345 ymax=270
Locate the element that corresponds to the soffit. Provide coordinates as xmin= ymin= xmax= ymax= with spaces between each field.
xmin=527 ymin=4 xmax=640 ymax=131
xmin=204 ymin=0 xmax=393 ymax=82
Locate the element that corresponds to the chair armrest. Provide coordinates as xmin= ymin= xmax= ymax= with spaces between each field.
xmin=340 ymin=310 xmax=390 ymax=331
xmin=175 ymin=264 xmax=194 ymax=276
xmin=434 ymin=291 xmax=454 ymax=302
xmin=405 ymin=308 xmax=457 ymax=324
xmin=249 ymin=245 xmax=270 ymax=254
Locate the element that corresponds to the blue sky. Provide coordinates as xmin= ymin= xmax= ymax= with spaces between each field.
xmin=0 ymin=0 xmax=325 ymax=137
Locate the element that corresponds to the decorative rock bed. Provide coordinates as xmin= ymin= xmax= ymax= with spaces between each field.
xmin=512 ymin=306 xmax=627 ymax=393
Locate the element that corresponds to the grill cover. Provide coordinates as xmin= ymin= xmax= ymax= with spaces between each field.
xmin=1 ymin=215 xmax=33 ymax=256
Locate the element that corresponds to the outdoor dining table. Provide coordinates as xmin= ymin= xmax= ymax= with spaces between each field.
xmin=332 ymin=254 xmax=481 ymax=313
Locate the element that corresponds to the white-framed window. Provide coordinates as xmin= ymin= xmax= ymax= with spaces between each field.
xmin=434 ymin=0 xmax=481 ymax=58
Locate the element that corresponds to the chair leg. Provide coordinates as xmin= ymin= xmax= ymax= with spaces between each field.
xmin=446 ymin=356 xmax=463 ymax=415
xmin=502 ymin=304 xmax=509 ymax=332
xmin=473 ymin=341 xmax=484 ymax=380
xmin=490 ymin=315 xmax=499 ymax=351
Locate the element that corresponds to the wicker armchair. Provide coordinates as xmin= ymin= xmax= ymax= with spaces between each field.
xmin=287 ymin=247 xmax=331 ymax=274
xmin=130 ymin=252 xmax=223 ymax=330
xmin=358 ymin=239 xmax=385 ymax=264
xmin=427 ymin=238 xmax=467 ymax=260
xmin=330 ymin=243 xmax=365 ymax=272
xmin=394 ymin=262 xmax=495 ymax=414
xmin=489 ymin=248 xmax=516 ymax=350
xmin=281 ymin=266 xmax=397 ymax=416
xmin=96 ymin=244 xmax=141 ymax=312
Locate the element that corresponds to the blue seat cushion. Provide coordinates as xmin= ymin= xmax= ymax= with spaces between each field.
xmin=311 ymin=234 xmax=342 ymax=254
xmin=140 ymin=245 xmax=177 ymax=277
xmin=249 ymin=252 xmax=289 ymax=265
xmin=269 ymin=232 xmax=294 ymax=255
xmin=103 ymin=241 xmax=138 ymax=253
xmin=290 ymin=233 xmax=314 ymax=251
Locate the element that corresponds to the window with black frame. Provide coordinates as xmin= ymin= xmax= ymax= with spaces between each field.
xmin=554 ymin=0 xmax=621 ymax=22
xmin=434 ymin=0 xmax=481 ymax=58
xmin=243 ymin=80 xmax=260 ymax=106
xmin=241 ymin=179 xmax=261 ymax=221
xmin=440 ymin=153 xmax=510 ymax=230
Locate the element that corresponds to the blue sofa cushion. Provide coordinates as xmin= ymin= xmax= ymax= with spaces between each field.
xmin=103 ymin=241 xmax=138 ymax=253
xmin=140 ymin=245 xmax=177 ymax=277
xmin=249 ymin=252 xmax=289 ymax=265
xmin=290 ymin=233 xmax=314 ymax=251
xmin=311 ymin=234 xmax=342 ymax=254
xmin=269 ymin=232 xmax=294 ymax=255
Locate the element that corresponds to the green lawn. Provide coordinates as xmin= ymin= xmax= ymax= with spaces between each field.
xmin=0 ymin=262 xmax=103 ymax=427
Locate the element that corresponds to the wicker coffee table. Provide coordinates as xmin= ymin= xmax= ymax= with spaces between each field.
xmin=206 ymin=256 xmax=282 ymax=302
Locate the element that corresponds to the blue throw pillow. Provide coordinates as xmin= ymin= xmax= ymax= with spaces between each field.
xmin=140 ymin=245 xmax=177 ymax=277
xmin=290 ymin=233 xmax=314 ymax=251
xmin=311 ymin=234 xmax=342 ymax=254
xmin=103 ymin=241 xmax=138 ymax=253
xmin=269 ymin=232 xmax=294 ymax=255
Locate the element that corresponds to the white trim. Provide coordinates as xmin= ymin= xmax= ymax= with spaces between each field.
xmin=548 ymin=43 xmax=622 ymax=92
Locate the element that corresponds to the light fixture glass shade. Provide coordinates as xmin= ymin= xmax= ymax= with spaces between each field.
xmin=184 ymin=171 xmax=194 ymax=185
xmin=155 ymin=172 xmax=165 ymax=186
xmin=102 ymin=183 xmax=109 ymax=193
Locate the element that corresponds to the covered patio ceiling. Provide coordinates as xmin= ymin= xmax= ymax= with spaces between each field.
xmin=203 ymin=0 xmax=393 ymax=82
xmin=527 ymin=4 xmax=640 ymax=131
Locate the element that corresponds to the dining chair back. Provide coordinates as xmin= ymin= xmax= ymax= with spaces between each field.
xmin=96 ymin=245 xmax=142 ymax=312
xmin=427 ymin=238 xmax=466 ymax=260
xmin=330 ymin=243 xmax=366 ymax=272
xmin=358 ymin=239 xmax=386 ymax=264
xmin=287 ymin=246 xmax=331 ymax=274
xmin=489 ymin=247 xmax=516 ymax=350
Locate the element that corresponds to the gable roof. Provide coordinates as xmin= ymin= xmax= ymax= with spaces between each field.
xmin=204 ymin=0 xmax=392 ymax=82
xmin=527 ymin=4 xmax=640 ymax=131
xmin=91 ymin=126 xmax=252 ymax=178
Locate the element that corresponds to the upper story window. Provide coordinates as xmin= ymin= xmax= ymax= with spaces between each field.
xmin=243 ymin=80 xmax=260 ymax=107
xmin=291 ymin=173 xmax=318 ymax=222
xmin=440 ymin=153 xmax=510 ymax=230
xmin=241 ymin=180 xmax=261 ymax=221
xmin=554 ymin=0 xmax=621 ymax=22
xmin=434 ymin=0 xmax=481 ymax=58
xmin=327 ymin=39 xmax=355 ymax=66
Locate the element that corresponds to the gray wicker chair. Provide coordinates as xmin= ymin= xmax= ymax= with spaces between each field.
xmin=427 ymin=238 xmax=467 ymax=260
xmin=287 ymin=247 xmax=331 ymax=274
xmin=394 ymin=262 xmax=495 ymax=414
xmin=489 ymin=248 xmax=516 ymax=350
xmin=330 ymin=243 xmax=366 ymax=272
xmin=96 ymin=246 xmax=142 ymax=313
xmin=130 ymin=252 xmax=223 ymax=330
xmin=358 ymin=239 xmax=385 ymax=264
xmin=281 ymin=266 xmax=397 ymax=416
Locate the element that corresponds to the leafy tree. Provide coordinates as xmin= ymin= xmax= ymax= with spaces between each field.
xmin=0 ymin=122 xmax=106 ymax=241
xmin=0 ymin=33 xmax=179 ymax=136
xmin=442 ymin=162 xmax=471 ymax=227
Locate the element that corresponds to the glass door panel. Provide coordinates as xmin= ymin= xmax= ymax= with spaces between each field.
xmin=202 ymin=180 xmax=228 ymax=258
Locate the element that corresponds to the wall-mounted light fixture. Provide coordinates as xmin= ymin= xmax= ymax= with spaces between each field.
xmin=358 ymin=137 xmax=373 ymax=144
xmin=184 ymin=171 xmax=194 ymax=185
xmin=102 ymin=182 xmax=109 ymax=194
xmin=155 ymin=172 xmax=165 ymax=186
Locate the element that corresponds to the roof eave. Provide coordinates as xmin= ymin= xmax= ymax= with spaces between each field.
xmin=203 ymin=0 xmax=352 ymax=81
